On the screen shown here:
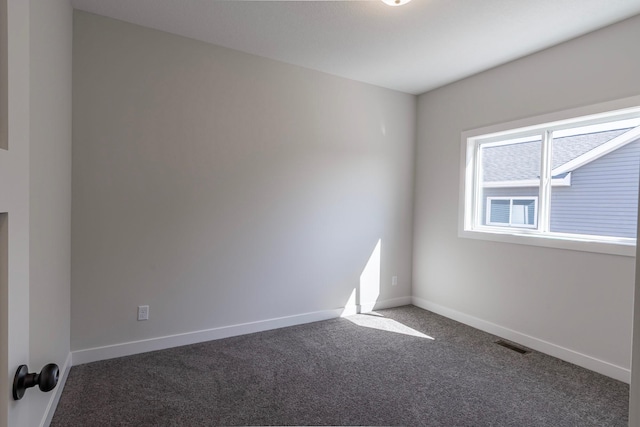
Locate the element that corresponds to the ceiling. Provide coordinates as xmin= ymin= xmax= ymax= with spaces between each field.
xmin=69 ymin=0 xmax=640 ymax=95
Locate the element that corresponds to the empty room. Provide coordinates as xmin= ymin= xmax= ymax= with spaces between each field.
xmin=3 ymin=0 xmax=640 ymax=426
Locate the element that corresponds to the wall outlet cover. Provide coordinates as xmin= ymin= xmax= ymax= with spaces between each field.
xmin=138 ymin=305 xmax=149 ymax=321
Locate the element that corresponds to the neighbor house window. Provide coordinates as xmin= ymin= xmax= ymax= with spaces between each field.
xmin=486 ymin=197 xmax=537 ymax=228
xmin=461 ymin=98 xmax=640 ymax=256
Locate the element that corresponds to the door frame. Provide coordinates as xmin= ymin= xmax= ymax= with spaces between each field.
xmin=1 ymin=0 xmax=30 ymax=426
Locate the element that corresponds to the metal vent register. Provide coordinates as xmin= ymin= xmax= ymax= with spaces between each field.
xmin=495 ymin=340 xmax=530 ymax=354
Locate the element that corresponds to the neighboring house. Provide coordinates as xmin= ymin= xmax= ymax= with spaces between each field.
xmin=482 ymin=126 xmax=640 ymax=238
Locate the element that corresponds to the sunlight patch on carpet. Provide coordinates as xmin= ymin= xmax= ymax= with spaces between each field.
xmin=346 ymin=314 xmax=434 ymax=339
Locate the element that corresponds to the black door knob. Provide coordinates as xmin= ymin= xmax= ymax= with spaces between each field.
xmin=12 ymin=363 xmax=59 ymax=400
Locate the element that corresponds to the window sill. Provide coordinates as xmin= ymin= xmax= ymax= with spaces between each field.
xmin=459 ymin=228 xmax=636 ymax=257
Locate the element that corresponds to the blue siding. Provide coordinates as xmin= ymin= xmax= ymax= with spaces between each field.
xmin=550 ymin=140 xmax=640 ymax=238
xmin=482 ymin=140 xmax=640 ymax=238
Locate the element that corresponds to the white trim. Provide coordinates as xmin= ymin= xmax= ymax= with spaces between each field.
xmin=552 ymin=125 xmax=640 ymax=176
xmin=539 ymin=130 xmax=553 ymax=233
xmin=483 ymin=173 xmax=571 ymax=188
xmin=486 ymin=196 xmax=538 ymax=229
xmin=411 ymin=297 xmax=630 ymax=383
xmin=40 ymin=352 xmax=72 ymax=427
xmin=462 ymin=96 xmax=640 ymax=143
xmin=460 ymin=95 xmax=640 ymax=255
xmin=460 ymin=227 xmax=635 ymax=256
xmin=72 ymin=310 xmax=341 ymax=365
xmin=71 ymin=297 xmax=412 ymax=365
xmin=361 ymin=296 xmax=412 ymax=313
xmin=481 ymin=134 xmax=542 ymax=148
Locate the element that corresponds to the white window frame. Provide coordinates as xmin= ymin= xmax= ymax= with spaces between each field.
xmin=486 ymin=197 xmax=538 ymax=229
xmin=459 ymin=95 xmax=640 ymax=257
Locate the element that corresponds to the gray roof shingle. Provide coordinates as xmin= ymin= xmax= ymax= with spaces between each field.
xmin=482 ymin=128 xmax=632 ymax=182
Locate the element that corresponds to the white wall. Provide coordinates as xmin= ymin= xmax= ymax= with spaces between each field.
xmin=29 ymin=0 xmax=72 ymax=424
xmin=71 ymin=12 xmax=415 ymax=354
xmin=413 ymin=14 xmax=640 ymax=381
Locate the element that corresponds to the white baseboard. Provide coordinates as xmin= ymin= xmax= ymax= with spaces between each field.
xmin=72 ymin=309 xmax=340 ymax=365
xmin=362 ymin=296 xmax=413 ymax=313
xmin=72 ymin=296 xmax=411 ymax=366
xmin=41 ymin=351 xmax=72 ymax=427
xmin=411 ymin=296 xmax=630 ymax=384
xmin=342 ymin=296 xmax=412 ymax=316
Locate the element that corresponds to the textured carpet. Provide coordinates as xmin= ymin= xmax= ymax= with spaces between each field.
xmin=51 ymin=305 xmax=628 ymax=426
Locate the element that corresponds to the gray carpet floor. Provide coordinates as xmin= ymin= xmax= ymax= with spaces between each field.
xmin=51 ymin=305 xmax=629 ymax=426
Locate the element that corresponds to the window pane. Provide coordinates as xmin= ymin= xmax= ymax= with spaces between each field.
xmin=489 ymin=199 xmax=510 ymax=224
xmin=511 ymin=203 xmax=526 ymax=224
xmin=480 ymin=136 xmax=541 ymax=228
xmin=512 ymin=199 xmax=535 ymax=225
xmin=549 ymin=123 xmax=640 ymax=238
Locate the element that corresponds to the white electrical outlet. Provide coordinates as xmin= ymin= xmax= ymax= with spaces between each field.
xmin=138 ymin=305 xmax=149 ymax=321
xmin=392 ymin=276 xmax=398 ymax=286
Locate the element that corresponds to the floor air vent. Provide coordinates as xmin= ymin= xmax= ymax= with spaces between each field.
xmin=495 ymin=340 xmax=530 ymax=354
